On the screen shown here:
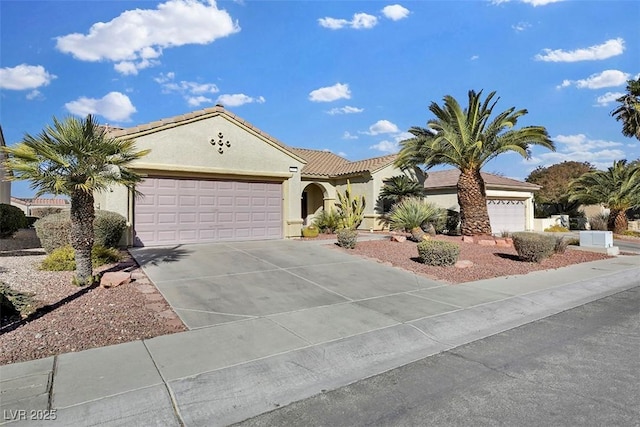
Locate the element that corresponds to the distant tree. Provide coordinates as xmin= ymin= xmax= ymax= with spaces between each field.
xmin=395 ymin=90 xmax=554 ymax=235
xmin=2 ymin=115 xmax=149 ymax=285
xmin=611 ymin=78 xmax=640 ymax=141
xmin=379 ymin=175 xmax=425 ymax=207
xmin=526 ymin=161 xmax=595 ymax=214
xmin=568 ymin=159 xmax=640 ymax=234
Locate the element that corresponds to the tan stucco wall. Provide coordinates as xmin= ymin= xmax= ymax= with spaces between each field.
xmin=99 ymin=114 xmax=306 ymax=244
xmin=0 ymin=157 xmax=9 ymax=205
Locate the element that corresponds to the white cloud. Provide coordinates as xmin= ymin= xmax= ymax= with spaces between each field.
xmin=0 ymin=64 xmax=56 ymax=90
xmin=492 ymin=0 xmax=564 ymax=6
xmin=557 ymin=70 xmax=630 ymax=90
xmin=155 ymin=72 xmax=221 ymax=106
xmin=309 ymin=83 xmax=351 ymax=102
xmin=523 ymin=134 xmax=625 ymax=170
xmin=216 ymin=93 xmax=265 ymax=107
xmin=56 ymin=0 xmax=240 ymax=75
xmin=342 ymin=131 xmax=358 ymax=140
xmin=370 ymin=140 xmax=398 ymax=154
xmin=26 ymin=90 xmax=42 ymax=100
xmin=595 ymin=92 xmax=624 ymax=107
xmin=187 ymin=95 xmax=213 ymax=107
xmin=382 ymin=5 xmax=410 ymax=21
xmin=327 ymin=106 xmax=364 ymax=115
xmin=318 ymin=12 xmax=377 ymax=30
xmin=65 ymin=92 xmax=137 ymax=122
xmin=366 ymin=119 xmax=399 ymax=135
xmin=470 ymin=55 xmax=479 ymax=61
xmin=535 ymin=38 xmax=625 ymax=62
xmin=512 ymin=21 xmax=531 ymax=32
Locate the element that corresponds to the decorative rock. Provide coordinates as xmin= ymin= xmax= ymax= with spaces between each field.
xmin=130 ymin=271 xmax=148 ymax=281
xmin=462 ymin=236 xmax=475 ymax=243
xmin=100 ymin=272 xmax=131 ymax=288
xmin=478 ymin=239 xmax=496 ymax=246
xmin=495 ymin=238 xmax=511 ymax=247
xmin=144 ymin=293 xmax=165 ymax=302
xmin=454 ymin=260 xmax=474 ymax=269
xmin=135 ymin=284 xmax=157 ymax=294
xmin=390 ymin=235 xmax=407 ymax=242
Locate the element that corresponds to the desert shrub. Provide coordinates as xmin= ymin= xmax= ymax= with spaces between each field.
xmin=416 ymin=240 xmax=460 ymax=266
xmin=554 ymin=236 xmax=570 ymax=254
xmin=94 ymin=210 xmax=127 ymax=248
xmin=40 ymin=245 xmax=122 ymax=271
xmin=588 ymin=213 xmax=609 ymax=231
xmin=301 ymin=225 xmax=319 ymax=238
xmin=544 ymin=224 xmax=570 ymax=233
xmin=336 ymin=228 xmax=358 ymax=249
xmin=569 ymin=213 xmax=587 ymax=230
xmin=565 ymin=237 xmax=580 ymax=246
xmin=620 ymin=230 xmax=640 ymax=237
xmin=34 ymin=212 xmax=71 ymax=253
xmin=0 ymin=204 xmax=28 ymax=238
xmin=388 ymin=198 xmax=443 ymax=232
xmin=34 ymin=210 xmax=126 ymax=253
xmin=0 ymin=282 xmax=36 ymax=319
xmin=313 ymin=209 xmax=341 ymax=234
xmin=30 ymin=207 xmax=62 ymax=218
xmin=512 ymin=232 xmax=556 ymax=262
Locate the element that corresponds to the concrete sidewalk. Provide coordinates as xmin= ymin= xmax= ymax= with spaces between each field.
xmin=1 ymin=251 xmax=638 ymax=426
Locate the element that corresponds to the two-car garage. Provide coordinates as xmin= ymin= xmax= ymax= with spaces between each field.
xmin=134 ymin=177 xmax=283 ymax=246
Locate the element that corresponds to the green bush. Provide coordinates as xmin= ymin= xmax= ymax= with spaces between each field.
xmin=388 ymin=198 xmax=443 ymax=232
xmin=34 ymin=210 xmax=127 ymax=253
xmin=313 ymin=208 xmax=341 ymax=234
xmin=93 ymin=210 xmax=127 ymax=248
xmin=40 ymin=245 xmax=122 ymax=271
xmin=336 ymin=228 xmax=358 ymax=249
xmin=30 ymin=207 xmax=62 ymax=218
xmin=34 ymin=212 xmax=71 ymax=253
xmin=416 ymin=240 xmax=460 ymax=266
xmin=0 ymin=204 xmax=28 ymax=238
xmin=301 ymin=225 xmax=319 ymax=238
xmin=544 ymin=224 xmax=570 ymax=233
xmin=512 ymin=232 xmax=556 ymax=262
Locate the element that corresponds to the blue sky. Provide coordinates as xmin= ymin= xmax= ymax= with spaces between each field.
xmin=1 ymin=0 xmax=638 ymax=198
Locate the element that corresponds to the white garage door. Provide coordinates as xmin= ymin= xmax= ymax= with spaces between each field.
xmin=134 ymin=178 xmax=282 ymax=246
xmin=487 ymin=199 xmax=525 ymax=234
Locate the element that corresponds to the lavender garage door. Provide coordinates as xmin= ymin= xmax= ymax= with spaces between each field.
xmin=134 ymin=178 xmax=282 ymax=246
xmin=487 ymin=199 xmax=525 ymax=234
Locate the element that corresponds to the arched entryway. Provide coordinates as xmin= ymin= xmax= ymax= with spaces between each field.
xmin=301 ymin=183 xmax=326 ymax=225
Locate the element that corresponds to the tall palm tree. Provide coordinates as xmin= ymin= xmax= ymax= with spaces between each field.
xmin=379 ymin=175 xmax=425 ymax=206
xmin=2 ymin=115 xmax=150 ymax=285
xmin=611 ymin=78 xmax=640 ymax=141
xmin=568 ymin=159 xmax=640 ymax=234
xmin=395 ymin=90 xmax=555 ymax=235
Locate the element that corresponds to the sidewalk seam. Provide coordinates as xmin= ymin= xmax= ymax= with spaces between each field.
xmin=142 ymin=341 xmax=185 ymax=427
xmin=47 ymin=355 xmax=57 ymax=410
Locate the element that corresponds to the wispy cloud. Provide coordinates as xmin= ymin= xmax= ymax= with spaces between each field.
xmin=595 ymin=92 xmax=624 ymax=107
xmin=216 ymin=93 xmax=265 ymax=107
xmin=342 ymin=131 xmax=358 ymax=140
xmin=557 ymin=69 xmax=630 ymax=90
xmin=512 ymin=21 xmax=531 ymax=32
xmin=327 ymin=106 xmax=364 ymax=115
xmin=470 ymin=55 xmax=479 ymax=61
xmin=56 ymin=0 xmax=240 ymax=75
xmin=155 ymin=72 xmax=220 ymax=106
xmin=382 ymin=5 xmax=410 ymax=21
xmin=319 ymin=13 xmax=377 ymax=30
xmin=535 ymin=38 xmax=625 ymax=62
xmin=309 ymin=83 xmax=351 ymax=102
xmin=493 ymin=0 xmax=565 ymax=6
xmin=524 ymin=133 xmax=625 ymax=170
xmin=65 ymin=92 xmax=137 ymax=122
xmin=0 ymin=64 xmax=56 ymax=90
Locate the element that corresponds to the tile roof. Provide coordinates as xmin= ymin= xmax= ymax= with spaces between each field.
xmin=424 ymin=169 xmax=540 ymax=191
xmin=289 ymin=148 xmax=397 ymax=177
xmin=11 ymin=197 xmax=70 ymax=206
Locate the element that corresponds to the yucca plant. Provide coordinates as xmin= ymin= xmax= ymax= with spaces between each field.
xmin=388 ymin=198 xmax=443 ymax=241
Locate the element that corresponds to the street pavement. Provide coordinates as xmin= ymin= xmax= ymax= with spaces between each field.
xmin=1 ymin=238 xmax=639 ymax=426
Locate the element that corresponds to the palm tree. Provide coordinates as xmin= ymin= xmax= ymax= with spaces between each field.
xmin=568 ymin=159 xmax=640 ymax=234
xmin=395 ymin=90 xmax=555 ymax=235
xmin=2 ymin=115 xmax=150 ymax=285
xmin=379 ymin=175 xmax=425 ymax=206
xmin=611 ymin=78 xmax=640 ymax=141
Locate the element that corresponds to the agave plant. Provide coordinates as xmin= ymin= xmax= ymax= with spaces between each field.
xmin=388 ymin=198 xmax=443 ymax=241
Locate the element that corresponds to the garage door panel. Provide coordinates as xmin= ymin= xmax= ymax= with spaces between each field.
xmin=487 ymin=200 xmax=525 ymax=234
xmin=135 ymin=178 xmax=282 ymax=246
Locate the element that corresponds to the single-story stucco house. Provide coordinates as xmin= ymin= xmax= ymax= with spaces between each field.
xmin=97 ymin=105 xmax=536 ymax=246
xmin=0 ymin=126 xmax=11 ymax=205
xmin=10 ymin=197 xmax=70 ymax=216
xmin=423 ymin=169 xmax=540 ymax=234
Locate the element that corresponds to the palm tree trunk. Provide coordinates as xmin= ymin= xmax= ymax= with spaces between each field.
xmin=608 ymin=209 xmax=628 ymax=234
xmin=70 ymin=190 xmax=95 ymax=285
xmin=457 ymin=168 xmax=492 ymax=236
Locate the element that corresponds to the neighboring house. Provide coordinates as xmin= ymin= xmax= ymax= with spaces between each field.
xmin=98 ymin=106 xmax=417 ymax=246
xmin=10 ymin=197 xmax=70 ymax=216
xmin=0 ymin=126 xmax=11 ymax=205
xmin=423 ymin=169 xmax=540 ymax=234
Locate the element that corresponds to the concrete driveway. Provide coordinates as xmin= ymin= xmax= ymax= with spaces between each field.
xmin=130 ymin=239 xmax=447 ymax=330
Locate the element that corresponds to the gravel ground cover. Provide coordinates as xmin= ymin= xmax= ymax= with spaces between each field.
xmin=344 ymin=234 xmax=615 ymax=284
